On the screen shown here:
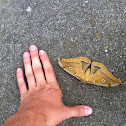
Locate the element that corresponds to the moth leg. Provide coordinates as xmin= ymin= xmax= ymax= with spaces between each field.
xmin=78 ymin=81 xmax=83 ymax=84
xmin=91 ymin=77 xmax=96 ymax=84
xmin=78 ymin=81 xmax=87 ymax=85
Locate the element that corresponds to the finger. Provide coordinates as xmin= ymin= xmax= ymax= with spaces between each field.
xmin=65 ymin=105 xmax=93 ymax=119
xmin=16 ymin=68 xmax=27 ymax=100
xmin=23 ymin=52 xmax=36 ymax=90
xmin=29 ymin=45 xmax=46 ymax=85
xmin=39 ymin=50 xmax=57 ymax=84
xmin=52 ymin=105 xmax=93 ymax=125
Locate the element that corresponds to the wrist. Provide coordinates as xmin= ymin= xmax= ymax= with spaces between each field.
xmin=3 ymin=110 xmax=46 ymax=126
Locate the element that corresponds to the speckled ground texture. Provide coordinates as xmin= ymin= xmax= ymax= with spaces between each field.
xmin=0 ymin=0 xmax=126 ymax=126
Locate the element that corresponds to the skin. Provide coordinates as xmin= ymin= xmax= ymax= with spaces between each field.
xmin=3 ymin=45 xmax=92 ymax=126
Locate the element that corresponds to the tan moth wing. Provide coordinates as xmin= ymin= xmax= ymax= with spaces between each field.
xmin=58 ymin=57 xmax=121 ymax=87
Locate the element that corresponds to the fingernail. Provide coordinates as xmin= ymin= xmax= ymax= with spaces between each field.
xmin=39 ymin=50 xmax=45 ymax=55
xmin=84 ymin=107 xmax=93 ymax=116
xmin=23 ymin=52 xmax=29 ymax=58
xmin=17 ymin=68 xmax=22 ymax=73
xmin=30 ymin=45 xmax=36 ymax=51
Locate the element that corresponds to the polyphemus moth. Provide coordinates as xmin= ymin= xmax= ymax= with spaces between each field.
xmin=58 ymin=57 xmax=121 ymax=87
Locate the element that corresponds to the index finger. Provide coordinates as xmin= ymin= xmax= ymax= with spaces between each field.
xmin=39 ymin=50 xmax=57 ymax=84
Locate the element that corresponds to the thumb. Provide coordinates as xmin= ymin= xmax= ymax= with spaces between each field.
xmin=65 ymin=105 xmax=93 ymax=118
xmin=54 ymin=105 xmax=93 ymax=125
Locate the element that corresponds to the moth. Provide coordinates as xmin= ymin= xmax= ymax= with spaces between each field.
xmin=58 ymin=57 xmax=121 ymax=87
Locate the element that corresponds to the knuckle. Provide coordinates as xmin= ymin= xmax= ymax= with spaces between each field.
xmin=33 ymin=66 xmax=42 ymax=73
xmin=17 ymin=73 xmax=22 ymax=78
xmin=46 ymin=85 xmax=59 ymax=92
xmin=71 ymin=107 xmax=83 ymax=117
xmin=76 ymin=107 xmax=82 ymax=116
xmin=37 ymin=85 xmax=46 ymax=90
xmin=46 ymin=66 xmax=54 ymax=74
xmin=19 ymin=82 xmax=24 ymax=88
xmin=18 ymin=77 xmax=23 ymax=84
xmin=31 ymin=51 xmax=38 ymax=57
xmin=26 ymin=72 xmax=33 ymax=78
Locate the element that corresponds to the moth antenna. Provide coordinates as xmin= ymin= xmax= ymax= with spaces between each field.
xmin=58 ymin=57 xmax=61 ymax=61
xmin=91 ymin=77 xmax=93 ymax=81
xmin=91 ymin=77 xmax=95 ymax=83
xmin=93 ymin=78 xmax=96 ymax=83
xmin=79 ymin=81 xmax=83 ymax=84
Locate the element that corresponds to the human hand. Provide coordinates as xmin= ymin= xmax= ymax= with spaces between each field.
xmin=3 ymin=45 xmax=92 ymax=126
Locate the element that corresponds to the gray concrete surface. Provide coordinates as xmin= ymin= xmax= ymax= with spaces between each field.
xmin=0 ymin=0 xmax=126 ymax=126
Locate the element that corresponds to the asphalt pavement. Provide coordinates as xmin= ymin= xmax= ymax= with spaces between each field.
xmin=0 ymin=0 xmax=126 ymax=126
